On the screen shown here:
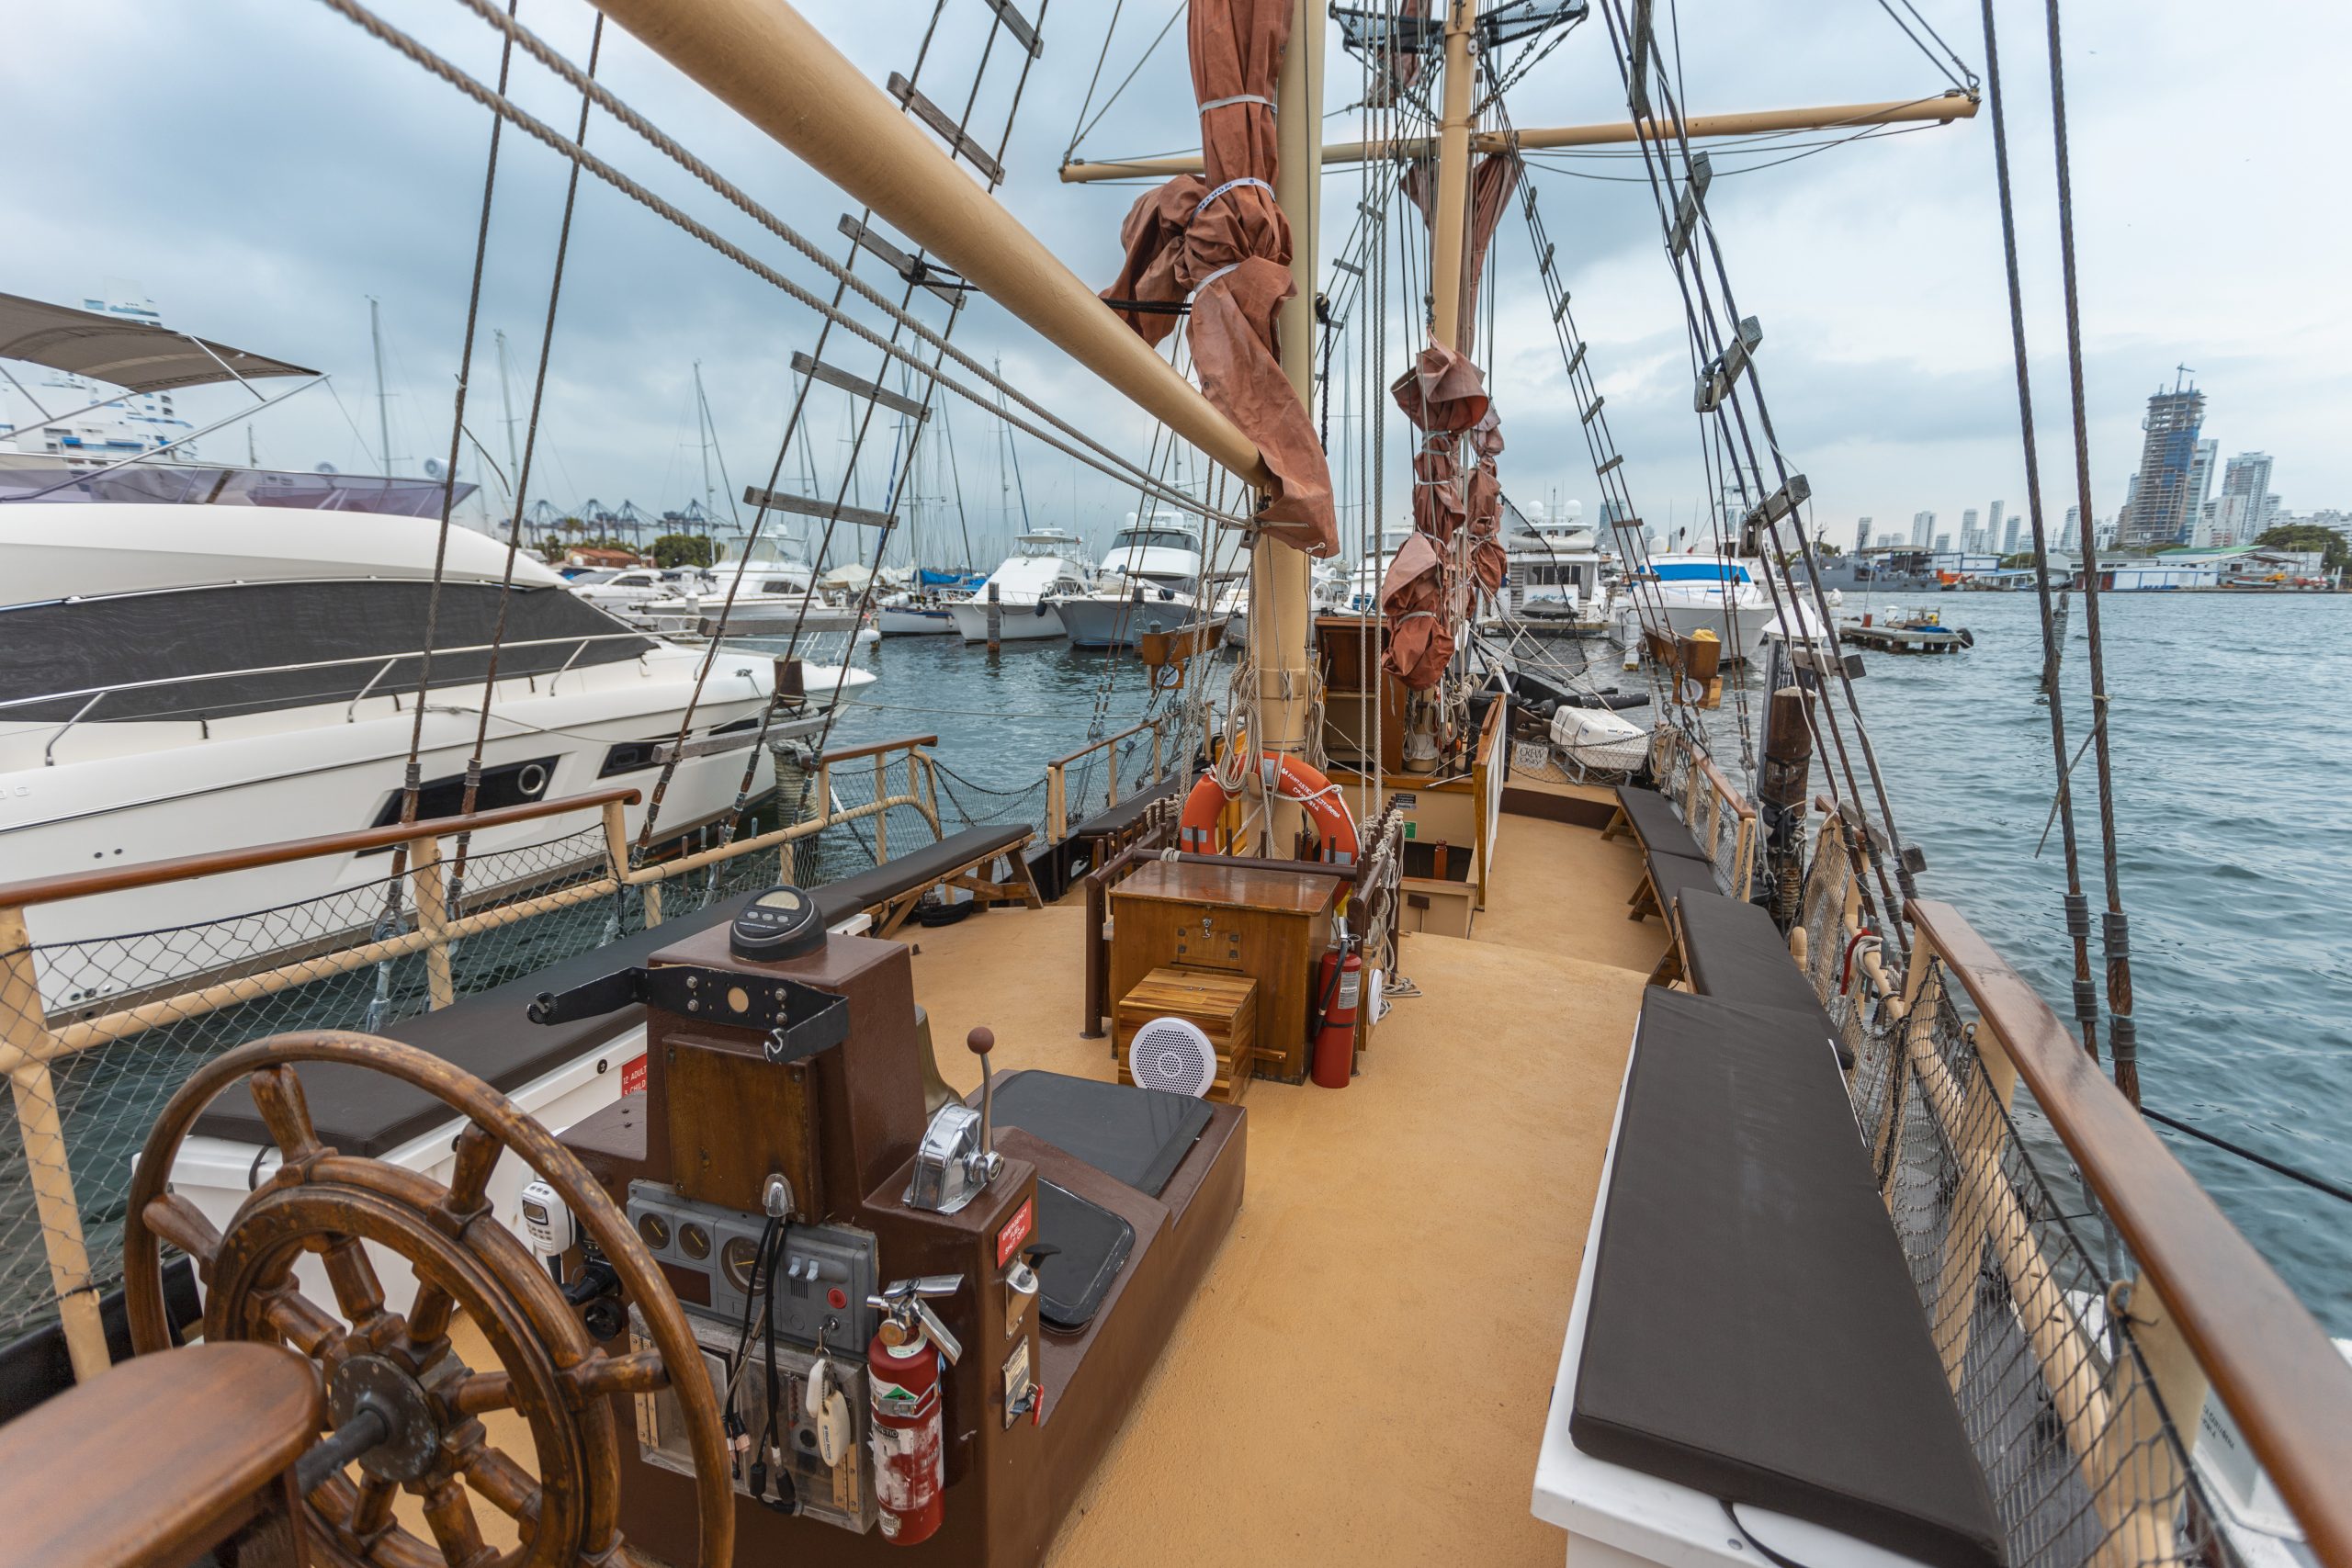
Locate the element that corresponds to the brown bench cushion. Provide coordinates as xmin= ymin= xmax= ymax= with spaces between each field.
xmin=811 ymin=823 xmax=1033 ymax=924
xmin=1640 ymin=851 xmax=1722 ymax=919
xmin=1677 ymin=891 xmax=1823 ymax=1017
xmin=1614 ymin=784 xmax=1710 ymax=863
xmin=1573 ymin=987 xmax=2003 ymax=1568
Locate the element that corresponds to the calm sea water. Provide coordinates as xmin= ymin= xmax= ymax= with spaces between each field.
xmin=820 ymin=598 xmax=2352 ymax=1333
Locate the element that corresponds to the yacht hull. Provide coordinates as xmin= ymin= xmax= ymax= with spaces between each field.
xmin=944 ymin=599 xmax=1066 ymax=642
xmin=1055 ymin=592 xmax=1193 ymax=650
xmin=876 ymin=603 xmax=956 ymax=636
xmin=1613 ymin=598 xmax=1772 ymax=664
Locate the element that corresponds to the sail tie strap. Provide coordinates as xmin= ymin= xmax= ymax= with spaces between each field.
xmin=1198 ymin=94 xmax=1274 ymax=112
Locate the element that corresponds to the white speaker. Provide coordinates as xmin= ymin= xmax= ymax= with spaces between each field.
xmin=1126 ymin=1016 xmax=1217 ymax=1099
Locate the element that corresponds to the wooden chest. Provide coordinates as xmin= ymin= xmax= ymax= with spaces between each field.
xmin=1107 ymin=860 xmax=1340 ymax=1080
xmin=1115 ymin=966 xmax=1259 ymax=1104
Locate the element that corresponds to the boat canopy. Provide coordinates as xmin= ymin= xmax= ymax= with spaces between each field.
xmin=0 ymin=291 xmax=316 ymax=393
xmin=1651 ymin=558 xmax=1753 ymax=584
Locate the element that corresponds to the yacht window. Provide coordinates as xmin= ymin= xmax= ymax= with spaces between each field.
xmin=361 ymin=753 xmax=560 ymax=851
xmin=1114 ymin=529 xmax=1197 ymax=554
xmin=760 ymin=579 xmax=803 ymax=594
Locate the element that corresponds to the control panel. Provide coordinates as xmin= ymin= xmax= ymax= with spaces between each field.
xmin=626 ymin=1182 xmax=877 ymax=1358
xmin=631 ymin=1305 xmax=877 ymax=1533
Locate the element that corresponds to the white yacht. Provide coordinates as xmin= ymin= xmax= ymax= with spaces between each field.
xmin=1053 ymin=514 xmax=1205 ymax=649
xmin=1609 ymin=553 xmax=1776 ymax=664
xmin=943 ymin=529 xmax=1094 ymax=642
xmin=1492 ymin=501 xmax=1615 ymax=634
xmin=1218 ymin=558 xmax=1355 ymax=648
xmin=0 ymin=502 xmax=868 ymax=1007
xmin=628 ymin=537 xmax=863 ymax=639
xmin=567 ymin=564 xmax=716 ymax=617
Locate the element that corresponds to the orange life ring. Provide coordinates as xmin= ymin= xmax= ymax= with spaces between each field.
xmin=1179 ymin=754 xmax=1360 ymax=864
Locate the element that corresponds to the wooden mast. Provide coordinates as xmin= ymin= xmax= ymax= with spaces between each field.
xmin=594 ymin=0 xmax=1273 ymax=493
xmin=1058 ymin=95 xmax=1981 ymax=183
xmin=1250 ymin=0 xmax=1325 ymax=854
xmin=1428 ymin=0 xmax=1480 ymax=353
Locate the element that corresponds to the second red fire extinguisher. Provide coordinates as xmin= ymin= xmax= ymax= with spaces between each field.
xmin=1311 ymin=940 xmax=1361 ymax=1089
xmin=866 ymin=1276 xmax=964 ymax=1546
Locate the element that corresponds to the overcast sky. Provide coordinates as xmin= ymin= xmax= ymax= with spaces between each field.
xmin=6 ymin=0 xmax=2344 ymax=558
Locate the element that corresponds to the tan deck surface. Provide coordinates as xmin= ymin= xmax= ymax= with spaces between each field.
xmin=418 ymin=808 xmax=1665 ymax=1565
xmin=902 ymin=807 xmax=1665 ymax=1566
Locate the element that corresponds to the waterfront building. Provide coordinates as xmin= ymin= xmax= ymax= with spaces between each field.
xmin=1933 ymin=531 xmax=1951 ymax=553
xmin=2116 ymin=378 xmax=2207 ymax=549
xmin=2184 ymin=438 xmax=2217 ymax=536
xmin=1961 ymin=507 xmax=1980 ymax=552
xmin=2219 ymin=452 xmax=2272 ymax=547
xmin=1911 ymin=509 xmax=1935 ymax=547
xmin=2002 ymin=515 xmax=2021 ymax=555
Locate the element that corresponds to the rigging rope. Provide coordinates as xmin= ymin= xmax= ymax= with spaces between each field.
xmin=1973 ymin=0 xmax=2104 ymax=1068
xmin=328 ymin=0 xmax=1254 ymax=530
xmin=2041 ymin=0 xmax=2139 ymax=1104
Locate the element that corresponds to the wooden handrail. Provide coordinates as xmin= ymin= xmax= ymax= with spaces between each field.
xmin=1695 ymin=753 xmax=1758 ymax=820
xmin=0 ymin=788 xmax=642 ymax=910
xmin=1907 ymin=898 xmax=2352 ymax=1567
xmin=1044 ymin=717 xmax=1161 ymax=773
xmin=816 ymin=733 xmax=936 ymax=766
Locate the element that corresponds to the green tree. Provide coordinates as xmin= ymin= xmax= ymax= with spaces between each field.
xmin=650 ymin=531 xmax=717 ymax=570
xmin=2255 ymin=523 xmax=2348 ymax=572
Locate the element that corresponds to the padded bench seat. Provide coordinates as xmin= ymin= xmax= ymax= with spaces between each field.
xmin=1607 ymin=783 xmax=1711 ymax=863
xmin=193 ymin=889 xmax=763 ymax=1156
xmin=812 ymin=823 xmax=1042 ymax=936
xmin=1629 ymin=848 xmax=1721 ymax=923
xmin=1562 ymin=987 xmax=2002 ymax=1568
xmin=1672 ymin=891 xmax=1852 ymax=1067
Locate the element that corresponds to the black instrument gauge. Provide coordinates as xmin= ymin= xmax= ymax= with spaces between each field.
xmin=638 ymin=1213 xmax=671 ymax=1251
xmin=729 ymin=885 xmax=826 ymax=962
xmin=721 ymin=1235 xmax=763 ymax=1292
xmin=679 ymin=1222 xmax=711 ymax=1261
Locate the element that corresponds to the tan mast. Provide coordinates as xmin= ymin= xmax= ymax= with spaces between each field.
xmin=1428 ymin=0 xmax=1480 ymax=353
xmin=595 ymin=0 xmax=1274 ymax=492
xmin=1057 ymin=95 xmax=1980 ymax=183
xmin=1249 ymin=0 xmax=1326 ymax=854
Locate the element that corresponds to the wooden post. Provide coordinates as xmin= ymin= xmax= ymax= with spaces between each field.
xmin=873 ymin=752 xmax=889 ymax=865
xmin=1107 ymin=739 xmax=1122 ymax=809
xmin=986 ymin=581 xmax=1001 ymax=650
xmin=408 ymin=835 xmax=455 ymax=1010
xmin=600 ymin=796 xmax=632 ymax=880
xmin=917 ymin=751 xmax=944 ymax=840
xmin=0 ymin=909 xmax=109 ymax=1382
xmin=1428 ymin=0 xmax=1480 ymax=352
xmin=1047 ymin=766 xmax=1068 ymax=844
xmin=2095 ymin=1277 xmax=2210 ymax=1568
xmin=1151 ymin=719 xmax=1165 ymax=784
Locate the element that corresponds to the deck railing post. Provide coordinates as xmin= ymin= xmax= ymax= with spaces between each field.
xmin=918 ymin=751 xmax=943 ymax=840
xmin=408 ymin=834 xmax=455 ymax=1010
xmin=1 ymin=909 xmax=109 ymax=1382
xmin=1151 ymin=719 xmax=1164 ymax=784
xmin=874 ymin=752 xmax=889 ymax=865
xmin=2094 ymin=1276 xmax=2208 ymax=1568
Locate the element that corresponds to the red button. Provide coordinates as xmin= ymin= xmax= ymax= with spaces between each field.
xmin=828 ymin=1287 xmax=847 ymax=1309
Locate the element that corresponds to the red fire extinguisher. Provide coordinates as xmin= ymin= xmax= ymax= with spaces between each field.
xmin=1311 ymin=940 xmax=1362 ymax=1089
xmin=867 ymin=1278 xmax=963 ymax=1545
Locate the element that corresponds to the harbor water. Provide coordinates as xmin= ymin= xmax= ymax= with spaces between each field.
xmin=822 ymin=596 xmax=2352 ymax=1333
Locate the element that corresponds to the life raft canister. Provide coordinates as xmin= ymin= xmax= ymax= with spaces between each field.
xmin=1178 ymin=754 xmax=1360 ymax=865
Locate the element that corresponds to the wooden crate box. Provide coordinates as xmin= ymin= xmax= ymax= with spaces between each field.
xmin=1115 ymin=966 xmax=1259 ymax=1105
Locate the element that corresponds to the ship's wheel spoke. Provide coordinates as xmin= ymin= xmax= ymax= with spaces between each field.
xmin=321 ymin=1235 xmax=390 ymax=1330
xmin=419 ymin=1474 xmax=496 ymax=1568
xmin=458 ymin=1438 xmax=543 ymax=1526
xmin=407 ymin=1277 xmax=459 ymax=1349
xmin=260 ymin=1284 xmax=362 ymax=1368
xmin=349 ymin=1473 xmax=401 ymax=1540
xmin=139 ymin=1192 xmax=220 ymax=1273
xmin=441 ymin=1122 xmax=501 ymax=1223
xmin=564 ymin=1348 xmax=667 ymax=1403
xmin=250 ymin=1065 xmax=328 ymax=1167
xmin=442 ymin=1371 xmax=515 ymax=1417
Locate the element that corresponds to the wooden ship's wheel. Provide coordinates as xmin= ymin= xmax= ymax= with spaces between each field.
xmin=120 ymin=1032 xmax=732 ymax=1568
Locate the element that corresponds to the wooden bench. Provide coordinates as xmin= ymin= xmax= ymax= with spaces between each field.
xmin=0 ymin=1343 xmax=322 ymax=1568
xmin=1627 ymin=848 xmax=1721 ymax=924
xmin=811 ymin=822 xmax=1043 ymax=938
xmin=1602 ymin=783 xmax=1711 ymax=863
xmin=1537 ymin=987 xmax=2003 ymax=1568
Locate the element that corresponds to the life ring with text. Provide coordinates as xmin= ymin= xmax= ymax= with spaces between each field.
xmin=1179 ymin=754 xmax=1360 ymax=864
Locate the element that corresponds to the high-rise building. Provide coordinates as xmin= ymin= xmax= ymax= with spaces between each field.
xmin=1961 ymin=508 xmax=1980 ymax=552
xmin=2184 ymin=439 xmax=2218 ymax=532
xmin=1912 ymin=509 xmax=1935 ymax=547
xmin=1933 ymin=532 xmax=1951 ymax=554
xmin=2002 ymin=516 xmax=2022 ymax=555
xmin=2115 ymin=379 xmax=2207 ymax=548
xmin=1856 ymin=517 xmax=1873 ymax=552
xmin=1987 ymin=501 xmax=2005 ymax=552
xmin=2218 ymin=454 xmax=2274 ymax=547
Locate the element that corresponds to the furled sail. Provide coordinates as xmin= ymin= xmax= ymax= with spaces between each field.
xmin=1101 ymin=0 xmax=1338 ymax=557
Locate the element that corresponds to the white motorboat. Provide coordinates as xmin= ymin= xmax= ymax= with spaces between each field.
xmin=630 ymin=538 xmax=863 ymax=639
xmin=0 ymin=502 xmax=865 ymax=1007
xmin=1219 ymin=558 xmax=1354 ymax=648
xmin=566 ymin=563 xmax=715 ymax=616
xmin=943 ymin=529 xmax=1093 ymax=642
xmin=1491 ymin=502 xmax=1616 ymax=634
xmin=876 ymin=594 xmax=957 ymax=635
xmin=1610 ymin=553 xmax=1774 ymax=664
xmin=1055 ymin=514 xmax=1206 ymax=649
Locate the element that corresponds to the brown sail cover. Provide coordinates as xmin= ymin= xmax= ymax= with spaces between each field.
xmin=1401 ymin=152 xmax=1524 ymax=360
xmin=1101 ymin=0 xmax=1338 ymax=557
